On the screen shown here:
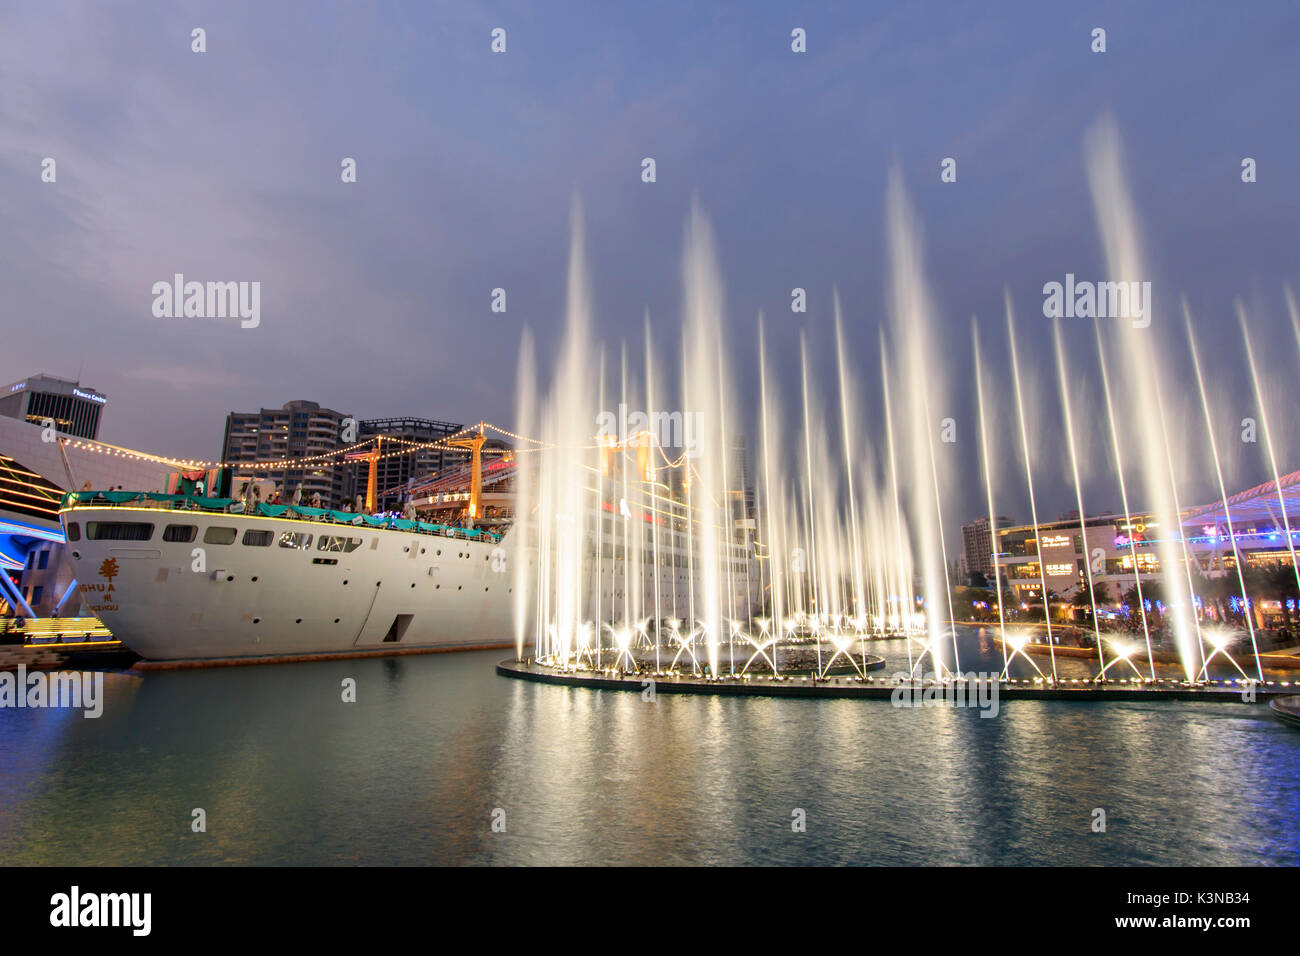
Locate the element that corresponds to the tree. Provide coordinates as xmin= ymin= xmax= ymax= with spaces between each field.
xmin=1242 ymin=565 xmax=1273 ymax=629
xmin=1123 ymin=579 xmax=1164 ymax=630
xmin=1268 ymin=565 xmax=1299 ymax=632
xmin=1196 ymin=572 xmax=1233 ymax=625
xmin=1091 ymin=580 xmax=1111 ymax=608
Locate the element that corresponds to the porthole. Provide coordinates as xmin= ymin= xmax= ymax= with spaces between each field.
xmin=251 ymin=576 xmax=259 ymax=582
xmin=253 ymin=617 xmax=260 ymax=624
xmin=343 ymin=579 xmax=348 ymax=585
xmin=333 ymin=618 xmax=340 ymax=624
xmin=296 ymin=618 xmax=302 ymax=624
xmin=226 ymin=575 xmax=234 ymax=582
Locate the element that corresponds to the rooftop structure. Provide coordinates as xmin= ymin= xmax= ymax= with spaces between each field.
xmin=0 ymin=373 xmax=107 ymax=440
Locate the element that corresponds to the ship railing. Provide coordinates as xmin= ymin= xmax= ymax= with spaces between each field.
xmin=60 ymin=491 xmax=505 ymax=544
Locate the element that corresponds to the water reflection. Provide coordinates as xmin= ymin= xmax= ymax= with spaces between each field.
xmin=0 ymin=645 xmax=1297 ymax=865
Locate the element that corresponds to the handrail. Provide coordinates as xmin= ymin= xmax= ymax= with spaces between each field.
xmin=61 ymin=491 xmax=505 ymax=544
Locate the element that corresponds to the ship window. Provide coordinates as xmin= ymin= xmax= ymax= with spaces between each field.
xmin=87 ymin=521 xmax=155 ymax=541
xmin=204 ymin=526 xmax=237 ymax=545
xmin=317 ymin=535 xmax=363 ymax=553
xmin=65 ymin=522 xmax=80 ymax=541
xmin=278 ymin=531 xmax=313 ymax=550
xmin=242 ymin=530 xmax=274 ymax=547
xmin=163 ymin=524 xmax=198 ymax=543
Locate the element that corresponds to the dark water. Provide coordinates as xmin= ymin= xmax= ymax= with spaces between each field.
xmin=2 ymin=628 xmax=1298 ymax=865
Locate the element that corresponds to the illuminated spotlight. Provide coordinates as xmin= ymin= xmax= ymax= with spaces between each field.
xmin=574 ymin=620 xmax=596 ymax=668
xmin=609 ymin=625 xmax=634 ymax=673
xmin=1197 ymin=628 xmax=1252 ymax=683
xmin=1097 ymin=640 xmax=1145 ymax=681
xmin=669 ymin=622 xmax=699 ymax=674
xmin=819 ymin=630 xmax=864 ymax=680
xmin=1001 ymin=630 xmax=1046 ymax=681
xmin=740 ymin=627 xmax=779 ymax=677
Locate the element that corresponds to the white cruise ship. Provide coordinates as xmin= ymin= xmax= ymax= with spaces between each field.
xmin=58 ymin=475 xmax=760 ymax=664
xmin=60 ymin=496 xmax=522 ymax=661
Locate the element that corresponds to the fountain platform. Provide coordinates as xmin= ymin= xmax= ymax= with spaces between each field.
xmin=497 ymin=658 xmax=1293 ymax=702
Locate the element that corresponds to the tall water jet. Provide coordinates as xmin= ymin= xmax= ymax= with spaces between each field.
xmin=521 ymin=198 xmax=600 ymax=666
xmin=513 ymin=328 xmax=538 ymax=659
xmin=879 ymin=328 xmax=917 ymax=669
xmin=680 ymin=203 xmax=727 ymax=677
xmin=1006 ymin=293 xmax=1057 ymax=680
xmin=834 ymin=296 xmax=868 ymax=662
xmin=1084 ymin=116 xmax=1198 ymax=679
xmin=884 ymin=169 xmax=954 ymax=675
xmin=1287 ymin=284 xmax=1300 ymax=357
xmin=972 ymin=321 xmax=1008 ymax=670
xmin=1052 ymin=317 xmax=1105 ymax=676
xmin=594 ymin=351 xmax=607 ymax=666
xmin=1094 ymin=323 xmax=1155 ymax=678
xmin=1151 ymin=352 xmax=1208 ymax=675
xmin=1184 ymin=302 xmax=1262 ymax=680
xmin=757 ymin=315 xmax=786 ymax=671
xmin=798 ymin=333 xmax=822 ymax=673
xmin=643 ymin=315 xmax=662 ymax=672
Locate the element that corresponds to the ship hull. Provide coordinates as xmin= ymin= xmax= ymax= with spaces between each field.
xmin=61 ymin=507 xmax=521 ymax=661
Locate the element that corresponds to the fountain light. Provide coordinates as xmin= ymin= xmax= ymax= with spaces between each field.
xmin=820 ymin=630 xmax=864 ymax=679
xmin=575 ymin=620 xmax=596 ymax=668
xmin=1197 ymin=627 xmax=1250 ymax=682
xmin=670 ymin=624 xmax=700 ymax=674
xmin=1096 ymin=639 xmax=1145 ymax=681
xmin=611 ymin=625 xmax=636 ymax=672
xmin=1000 ymin=630 xmax=1047 ymax=681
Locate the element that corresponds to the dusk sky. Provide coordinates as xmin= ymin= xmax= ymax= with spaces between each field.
xmin=2 ymin=0 xmax=1297 ymax=533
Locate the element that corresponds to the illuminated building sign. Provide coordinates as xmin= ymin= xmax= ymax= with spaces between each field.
xmin=10 ymin=382 xmax=25 ymax=392
xmin=73 ymin=388 xmax=107 ymax=405
xmin=1045 ymin=563 xmax=1075 ymax=576
xmin=1040 ymin=535 xmax=1072 ymax=549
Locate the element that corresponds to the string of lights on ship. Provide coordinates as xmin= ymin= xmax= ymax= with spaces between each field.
xmin=61 ymin=421 xmax=696 ymax=474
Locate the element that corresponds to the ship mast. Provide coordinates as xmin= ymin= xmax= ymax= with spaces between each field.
xmin=345 ymin=436 xmax=382 ymax=512
xmin=448 ymin=424 xmax=487 ymax=523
